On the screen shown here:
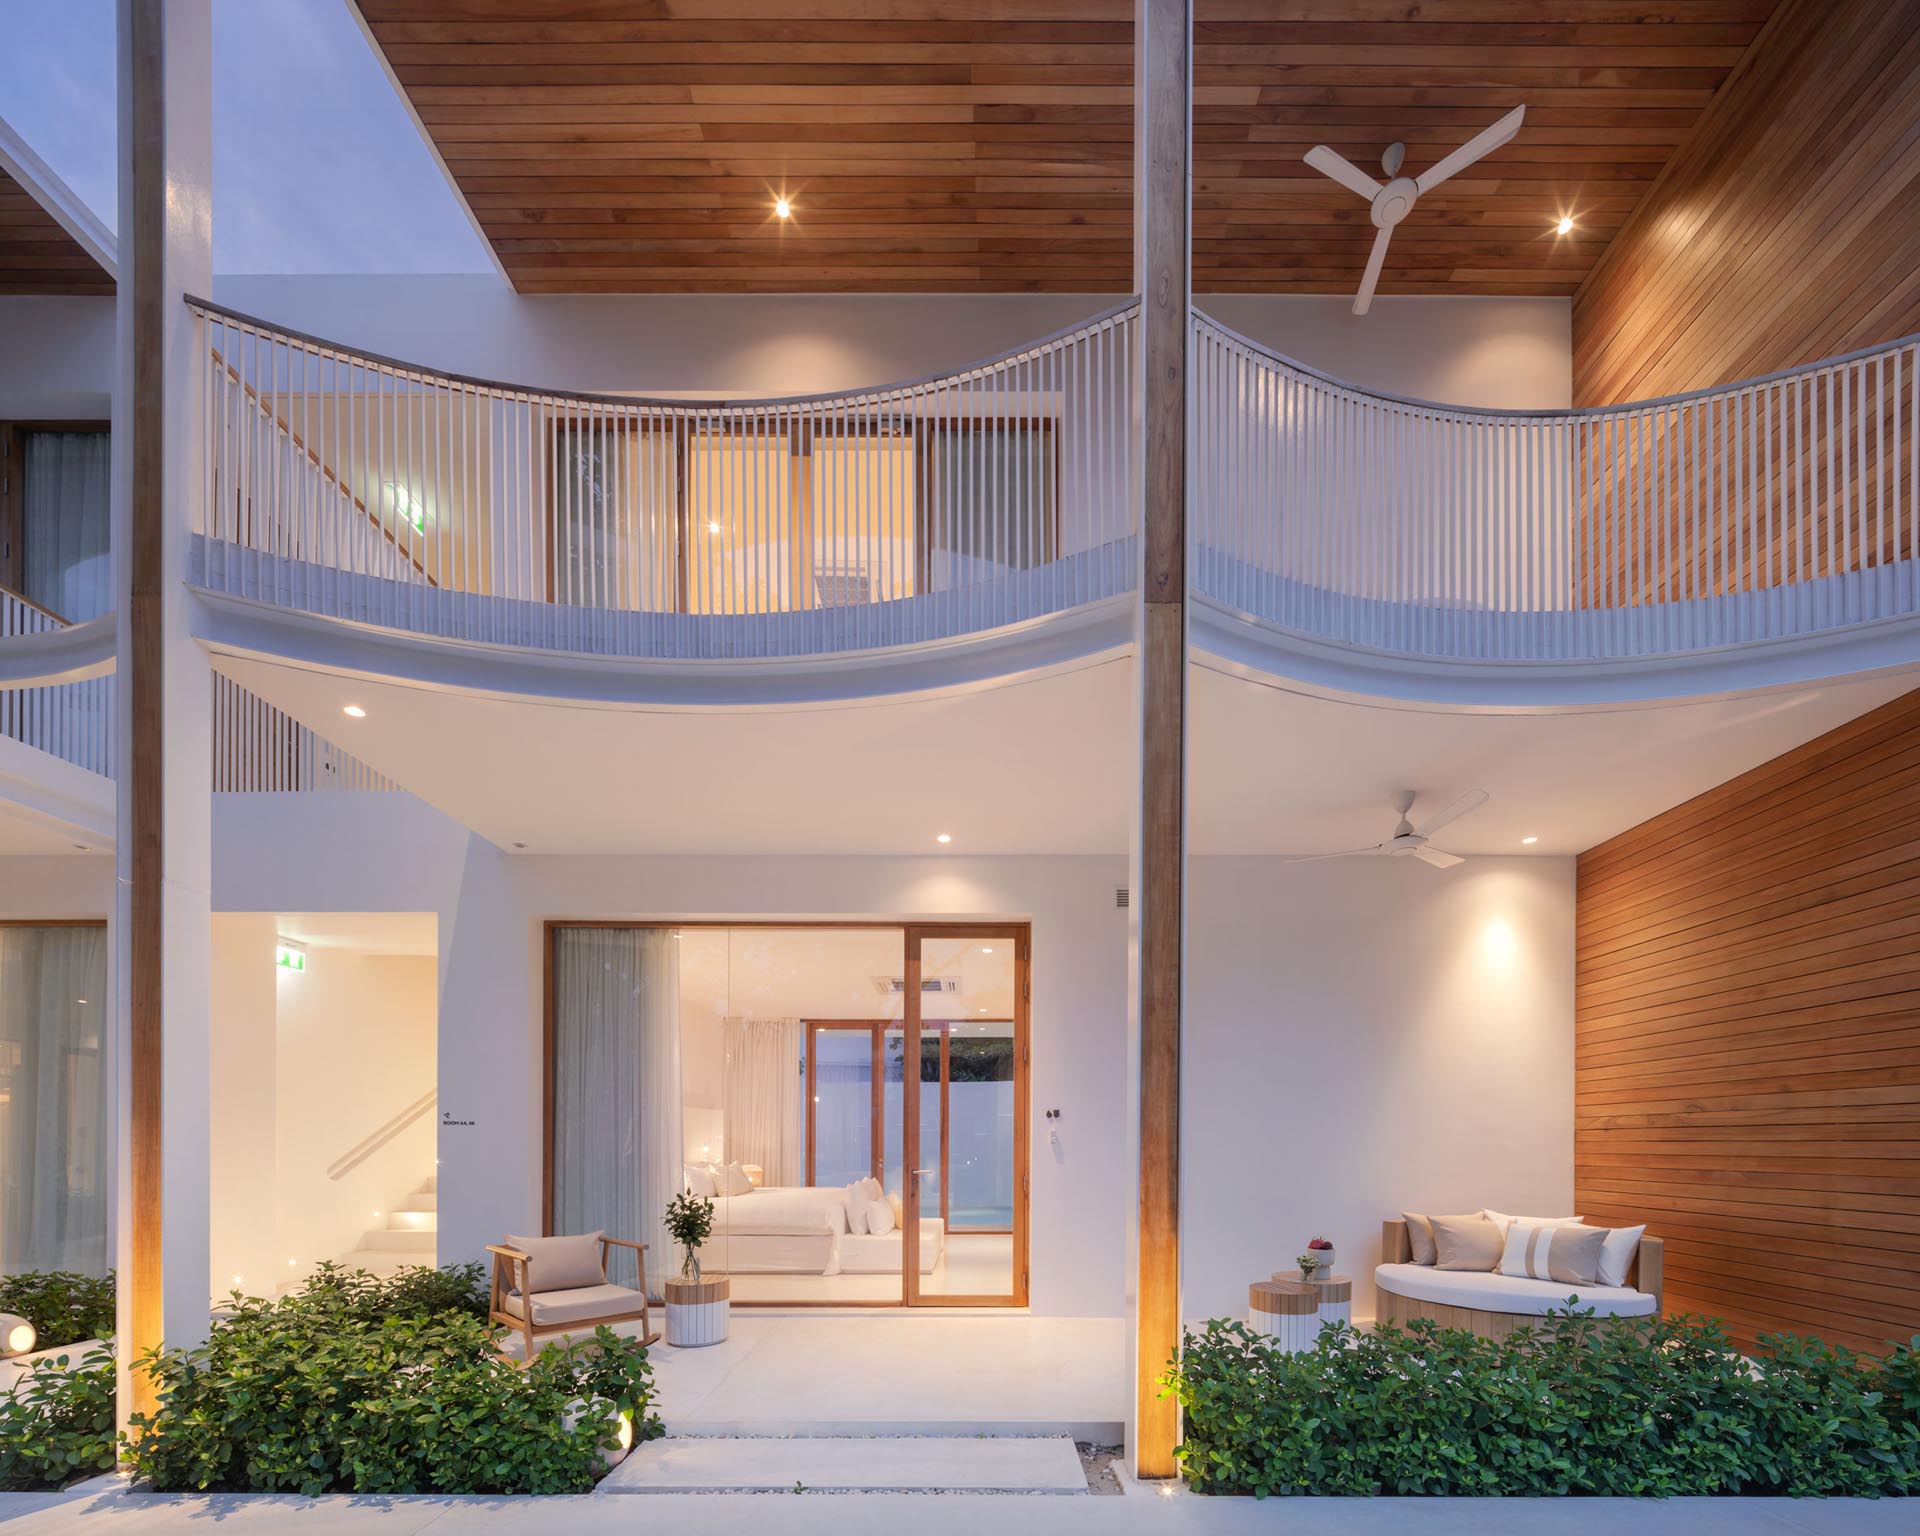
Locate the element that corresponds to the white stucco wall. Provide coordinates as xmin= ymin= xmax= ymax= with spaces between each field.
xmin=0 ymin=296 xmax=116 ymax=419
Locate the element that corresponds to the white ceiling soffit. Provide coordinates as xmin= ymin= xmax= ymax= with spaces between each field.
xmin=0 ymin=110 xmax=116 ymax=279
xmin=207 ymin=648 xmax=1913 ymax=859
xmin=273 ymin=910 xmax=437 ymax=957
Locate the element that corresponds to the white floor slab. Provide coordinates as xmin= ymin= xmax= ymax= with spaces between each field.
xmin=603 ymin=1435 xmax=1087 ymax=1494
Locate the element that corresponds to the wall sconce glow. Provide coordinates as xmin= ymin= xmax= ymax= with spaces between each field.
xmin=275 ymin=940 xmax=307 ymax=974
xmin=0 ymin=1313 xmax=36 ymax=1355
xmin=774 ymin=196 xmax=792 ymax=220
xmin=1521 ymin=836 xmax=1538 ymax=845
xmin=386 ymin=482 xmax=427 ymax=534
xmin=707 ymin=519 xmax=721 ymax=534
xmin=935 ymin=833 xmax=953 ymax=844
xmin=1478 ymin=917 xmax=1520 ymax=969
xmin=343 ymin=704 xmax=367 ymax=719
xmin=1555 ymin=214 xmax=1575 ymax=236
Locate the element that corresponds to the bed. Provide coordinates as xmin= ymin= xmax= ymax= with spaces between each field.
xmin=692 ymin=1185 xmax=945 ymax=1276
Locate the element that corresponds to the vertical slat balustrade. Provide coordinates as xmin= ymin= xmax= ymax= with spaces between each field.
xmin=0 ymin=589 xmax=113 ymax=779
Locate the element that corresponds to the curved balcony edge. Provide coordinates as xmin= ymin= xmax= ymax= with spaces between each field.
xmin=187 ymin=583 xmax=1137 ymax=710
xmin=1191 ymin=593 xmax=1920 ymax=711
xmin=0 ymin=614 xmax=116 ymax=688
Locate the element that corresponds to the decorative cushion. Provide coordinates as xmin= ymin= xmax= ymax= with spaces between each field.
xmin=1401 ymin=1212 xmax=1437 ymax=1265
xmin=1481 ymin=1208 xmax=1582 ymax=1237
xmin=1499 ymin=1220 xmax=1607 ymax=1286
xmin=717 ymin=1161 xmax=754 ymax=1197
xmin=503 ymin=1232 xmax=604 ymax=1293
xmin=865 ymin=1195 xmax=896 ymax=1236
xmin=1430 ymin=1213 xmax=1504 ymax=1272
xmin=1375 ymin=1263 xmax=1656 ymax=1318
xmin=1595 ymin=1224 xmax=1646 ymax=1288
xmin=684 ymin=1164 xmax=718 ymax=1198
xmin=843 ymin=1182 xmax=869 ymax=1235
xmin=887 ymin=1190 xmax=904 ymax=1227
xmin=499 ymin=1282 xmax=645 ymax=1327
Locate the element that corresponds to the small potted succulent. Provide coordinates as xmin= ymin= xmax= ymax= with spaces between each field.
xmin=663 ymin=1191 xmax=728 ymax=1347
xmin=1299 ymin=1236 xmax=1335 ymax=1278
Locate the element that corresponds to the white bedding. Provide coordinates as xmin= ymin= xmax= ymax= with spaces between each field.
xmin=704 ymin=1185 xmax=849 ymax=1237
xmin=691 ymin=1185 xmax=949 ymax=1277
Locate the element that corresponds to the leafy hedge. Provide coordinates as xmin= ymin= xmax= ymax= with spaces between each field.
xmin=0 ymin=1271 xmax=116 ymax=1350
xmin=123 ymin=1261 xmax=661 ymax=1495
xmin=1165 ymin=1311 xmax=1920 ymax=1497
xmin=0 ymin=1345 xmax=117 ymax=1491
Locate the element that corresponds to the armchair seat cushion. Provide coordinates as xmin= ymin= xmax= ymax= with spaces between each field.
xmin=1375 ymin=1262 xmax=1655 ymax=1318
xmin=501 ymin=1283 xmax=648 ymax=1328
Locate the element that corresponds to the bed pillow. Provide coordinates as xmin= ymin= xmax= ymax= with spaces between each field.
xmin=717 ymin=1161 xmax=754 ymax=1197
xmin=1401 ymin=1212 xmax=1437 ymax=1265
xmin=684 ymin=1164 xmax=718 ymax=1198
xmin=1430 ymin=1213 xmax=1503 ymax=1272
xmin=503 ymin=1232 xmax=603 ymax=1294
xmin=1499 ymin=1220 xmax=1606 ymax=1287
xmin=1594 ymin=1223 xmax=1647 ymax=1288
xmin=865 ymin=1195 xmax=896 ymax=1237
xmin=887 ymin=1191 xmax=904 ymax=1228
xmin=1481 ymin=1208 xmax=1582 ymax=1237
xmin=843 ymin=1181 xmax=869 ymax=1235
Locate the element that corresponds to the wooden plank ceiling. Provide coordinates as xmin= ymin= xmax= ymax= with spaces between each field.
xmin=0 ymin=166 xmax=112 ymax=296
xmin=358 ymin=0 xmax=1781 ymax=295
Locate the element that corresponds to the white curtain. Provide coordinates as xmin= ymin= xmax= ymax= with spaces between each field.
xmin=0 ymin=925 xmax=111 ymax=1276
xmin=550 ymin=928 xmax=681 ymax=1299
xmin=23 ymin=432 xmax=112 ymax=623
xmin=722 ymin=1017 xmax=804 ymax=1189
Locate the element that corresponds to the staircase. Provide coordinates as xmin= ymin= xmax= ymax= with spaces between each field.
xmin=339 ymin=1174 xmax=438 ymax=1278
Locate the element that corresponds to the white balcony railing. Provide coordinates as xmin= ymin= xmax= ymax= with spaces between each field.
xmin=190 ymin=300 xmax=1140 ymax=659
xmin=1193 ymin=312 xmax=1920 ymax=662
xmin=1 ymin=587 xmax=113 ymax=777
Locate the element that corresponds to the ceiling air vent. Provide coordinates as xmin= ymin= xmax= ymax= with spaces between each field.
xmin=1115 ymin=886 xmax=1130 ymax=909
xmin=871 ymin=976 xmax=962 ymax=995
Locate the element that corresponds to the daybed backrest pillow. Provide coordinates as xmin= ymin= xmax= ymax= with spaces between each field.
xmin=843 ymin=1181 xmax=869 ymax=1235
xmin=717 ymin=1161 xmax=754 ymax=1197
xmin=1498 ymin=1220 xmax=1606 ymax=1286
xmin=503 ymin=1231 xmax=604 ymax=1293
xmin=684 ymin=1164 xmax=718 ymax=1198
xmin=1430 ymin=1213 xmax=1503 ymax=1271
xmin=1595 ymin=1223 xmax=1646 ymax=1288
xmin=865 ymin=1194 xmax=896 ymax=1236
xmin=1401 ymin=1212 xmax=1437 ymax=1265
xmin=1481 ymin=1208 xmax=1582 ymax=1237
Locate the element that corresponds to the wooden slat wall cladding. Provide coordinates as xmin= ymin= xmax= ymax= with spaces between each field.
xmin=1576 ymin=687 xmax=1920 ymax=1355
xmin=0 ymin=167 xmax=113 ymax=296
xmin=1573 ymin=0 xmax=1920 ymax=404
xmin=356 ymin=0 xmax=1775 ymax=296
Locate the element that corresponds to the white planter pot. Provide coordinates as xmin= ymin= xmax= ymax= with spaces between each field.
xmin=664 ymin=1277 xmax=730 ymax=1348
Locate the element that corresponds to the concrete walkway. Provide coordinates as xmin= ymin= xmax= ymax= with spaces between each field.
xmin=1 ymin=1482 xmax=1911 ymax=1534
xmin=602 ymin=1434 xmax=1088 ymax=1493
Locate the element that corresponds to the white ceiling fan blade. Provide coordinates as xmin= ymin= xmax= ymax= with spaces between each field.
xmin=1414 ymin=104 xmax=1525 ymax=195
xmin=1353 ymin=225 xmax=1391 ymax=316
xmin=1304 ymin=144 xmax=1383 ymax=202
xmin=1415 ymin=788 xmax=1490 ymax=839
xmin=1413 ymin=847 xmax=1465 ymax=870
xmin=1281 ymin=845 xmax=1390 ymax=864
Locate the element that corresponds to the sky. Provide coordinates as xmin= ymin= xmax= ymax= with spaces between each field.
xmin=0 ymin=0 xmax=495 ymax=276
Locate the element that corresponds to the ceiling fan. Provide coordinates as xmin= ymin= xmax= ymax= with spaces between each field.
xmin=1283 ymin=789 xmax=1490 ymax=870
xmin=1303 ymin=105 xmax=1526 ymax=317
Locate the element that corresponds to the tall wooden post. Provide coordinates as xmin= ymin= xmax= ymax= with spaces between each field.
xmin=114 ymin=0 xmax=213 ymax=1424
xmin=1131 ymin=0 xmax=1190 ymax=1483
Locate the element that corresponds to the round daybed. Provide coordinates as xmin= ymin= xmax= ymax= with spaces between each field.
xmin=1376 ymin=1218 xmax=1663 ymax=1340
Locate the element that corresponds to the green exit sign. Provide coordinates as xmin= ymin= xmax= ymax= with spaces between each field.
xmin=275 ymin=942 xmax=306 ymax=973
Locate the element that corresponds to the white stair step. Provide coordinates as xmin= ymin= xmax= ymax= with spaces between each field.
xmin=362 ymin=1227 xmax=436 ymax=1252
xmin=389 ymin=1209 xmax=438 ymax=1232
xmin=401 ymin=1192 xmax=438 ymax=1213
xmin=604 ymin=1436 xmax=1087 ymax=1495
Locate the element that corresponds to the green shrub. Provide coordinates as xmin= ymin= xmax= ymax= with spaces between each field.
xmin=0 ymin=1344 xmax=117 ymax=1491
xmin=0 ymin=1271 xmax=116 ymax=1350
xmin=1164 ymin=1311 xmax=1920 ymax=1498
xmin=123 ymin=1267 xmax=661 ymax=1496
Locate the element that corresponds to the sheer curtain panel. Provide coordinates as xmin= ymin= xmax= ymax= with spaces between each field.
xmin=721 ymin=1017 xmax=804 ymax=1187
xmin=23 ymin=432 xmax=112 ymax=623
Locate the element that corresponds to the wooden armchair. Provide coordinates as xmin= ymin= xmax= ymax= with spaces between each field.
xmin=487 ymin=1233 xmax=660 ymax=1362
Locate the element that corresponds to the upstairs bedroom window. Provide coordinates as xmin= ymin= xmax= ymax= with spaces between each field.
xmin=0 ymin=424 xmax=111 ymax=622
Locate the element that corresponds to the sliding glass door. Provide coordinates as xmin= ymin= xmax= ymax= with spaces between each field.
xmin=903 ymin=926 xmax=1027 ymax=1306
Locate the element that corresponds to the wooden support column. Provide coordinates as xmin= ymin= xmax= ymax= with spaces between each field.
xmin=1131 ymin=0 xmax=1190 ymax=1484
xmin=114 ymin=0 xmax=213 ymax=1425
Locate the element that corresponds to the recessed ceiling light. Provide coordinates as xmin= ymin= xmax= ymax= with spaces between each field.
xmin=343 ymin=704 xmax=366 ymax=718
xmin=774 ymin=196 xmax=792 ymax=219
xmin=935 ymin=833 xmax=952 ymax=844
xmin=978 ymin=1006 xmax=988 ymax=1013
xmin=1555 ymin=215 xmax=1574 ymax=235
xmin=1521 ymin=836 xmax=1539 ymax=845
xmin=981 ymin=947 xmax=994 ymax=954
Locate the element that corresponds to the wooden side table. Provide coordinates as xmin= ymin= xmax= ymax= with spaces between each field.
xmin=1248 ymin=1280 xmax=1319 ymax=1352
xmin=1274 ymin=1270 xmax=1352 ymax=1328
xmin=663 ymin=1276 xmax=731 ymax=1347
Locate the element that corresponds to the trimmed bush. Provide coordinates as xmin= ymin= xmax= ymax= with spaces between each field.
xmin=0 ymin=1344 xmax=117 ymax=1491
xmin=0 ymin=1271 xmax=116 ymax=1350
xmin=123 ymin=1262 xmax=662 ymax=1496
xmin=1164 ymin=1310 xmax=1920 ymax=1498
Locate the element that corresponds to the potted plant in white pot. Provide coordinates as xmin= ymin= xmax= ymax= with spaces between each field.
xmin=662 ymin=1191 xmax=728 ymax=1347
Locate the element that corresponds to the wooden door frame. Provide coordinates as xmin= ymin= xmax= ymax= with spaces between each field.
xmin=541 ymin=918 xmax=1030 ymax=1310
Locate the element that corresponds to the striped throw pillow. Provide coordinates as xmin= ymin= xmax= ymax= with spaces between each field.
xmin=1498 ymin=1221 xmax=1607 ymax=1287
